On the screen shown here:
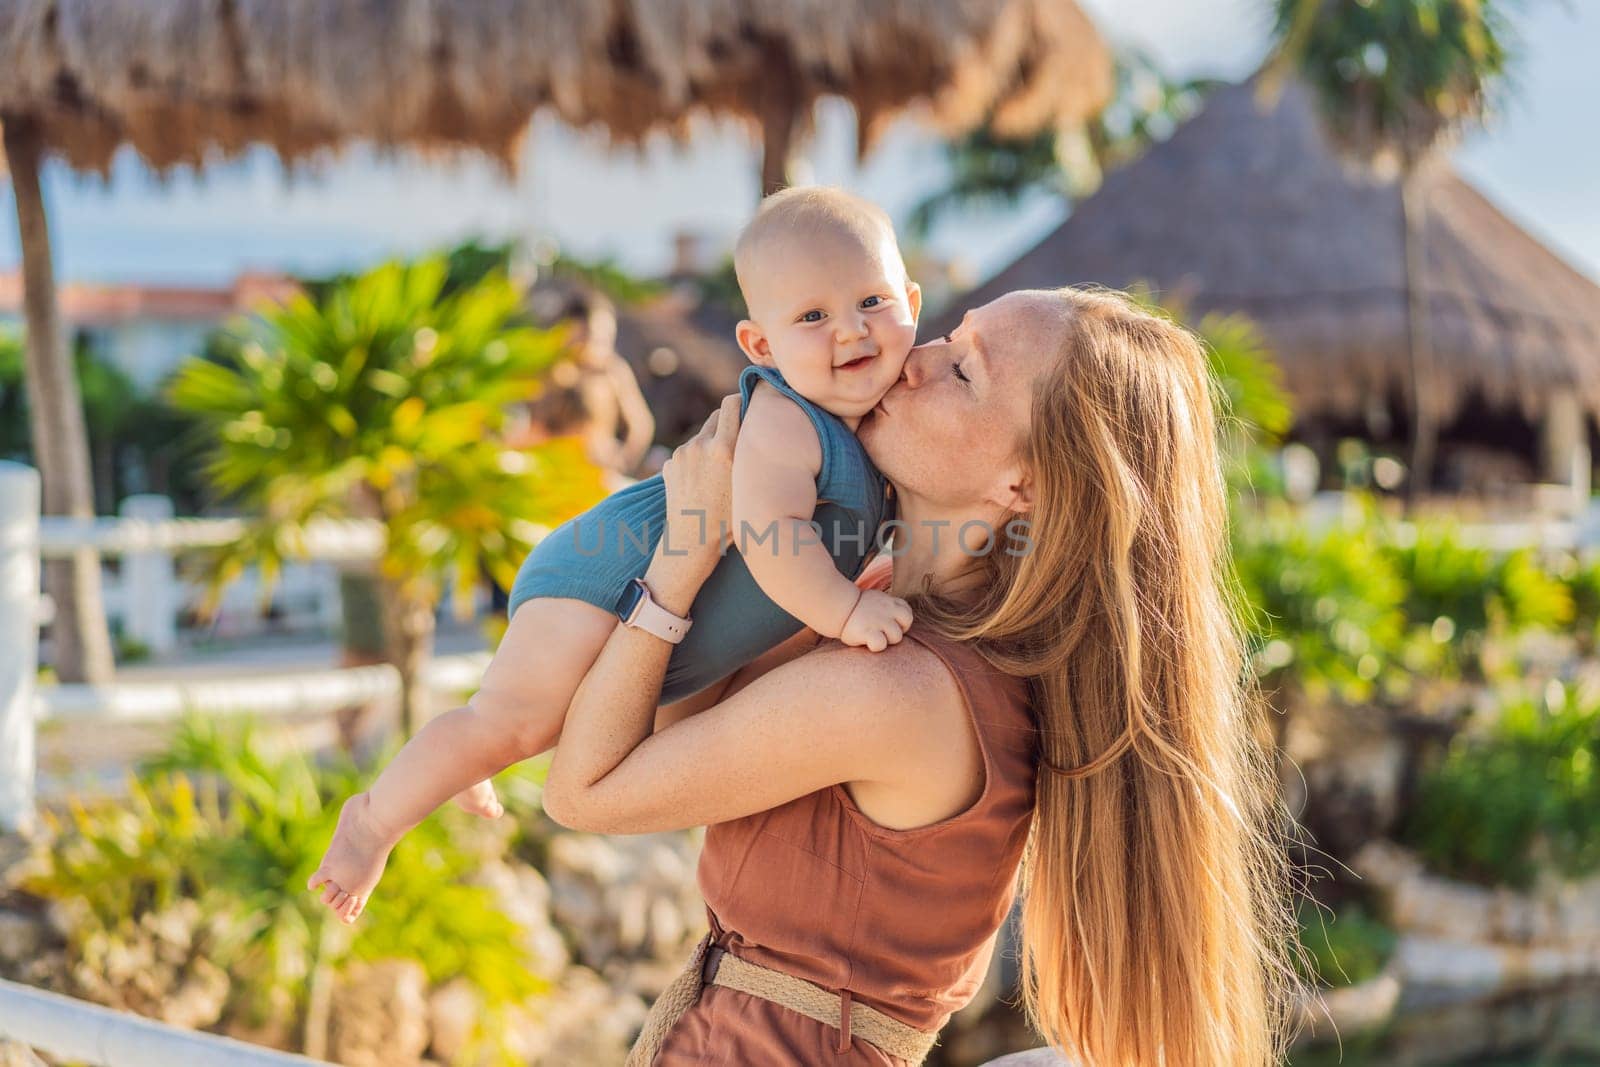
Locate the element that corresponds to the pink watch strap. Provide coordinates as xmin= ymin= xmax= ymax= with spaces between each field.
xmin=623 ymin=579 xmax=693 ymax=644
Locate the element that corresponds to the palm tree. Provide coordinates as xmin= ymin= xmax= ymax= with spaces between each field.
xmin=1264 ymin=0 xmax=1516 ymax=502
xmin=170 ymin=256 xmax=606 ymax=734
xmin=3 ymin=119 xmax=116 ymax=683
xmin=909 ymin=49 xmax=1215 ymax=238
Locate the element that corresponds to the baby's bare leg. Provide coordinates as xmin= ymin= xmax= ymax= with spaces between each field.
xmin=309 ymin=597 xmax=616 ymax=922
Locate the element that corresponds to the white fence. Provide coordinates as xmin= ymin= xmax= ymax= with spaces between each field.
xmin=0 ymin=460 xmax=501 ymax=835
xmin=0 ymin=977 xmax=332 ymax=1066
xmin=46 ymin=493 xmax=379 ymax=656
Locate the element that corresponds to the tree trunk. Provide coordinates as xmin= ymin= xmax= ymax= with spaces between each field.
xmin=760 ymin=112 xmax=796 ymax=198
xmin=376 ymin=575 xmax=436 ymax=737
xmin=1402 ymin=174 xmax=1438 ymax=509
xmin=3 ymin=116 xmax=115 ymax=684
xmin=756 ymin=41 xmax=799 ymax=197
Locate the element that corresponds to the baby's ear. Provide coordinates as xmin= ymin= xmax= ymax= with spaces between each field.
xmin=735 ymin=320 xmax=775 ymax=366
xmin=905 ymin=279 xmax=923 ymax=323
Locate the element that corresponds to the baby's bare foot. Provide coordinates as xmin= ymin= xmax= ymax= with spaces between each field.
xmin=308 ymin=792 xmax=396 ymax=924
xmin=452 ymin=779 xmax=505 ymax=819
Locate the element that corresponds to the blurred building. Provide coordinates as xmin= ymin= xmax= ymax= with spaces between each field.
xmin=931 ymin=79 xmax=1600 ymax=505
xmin=0 ymin=269 xmax=299 ymax=394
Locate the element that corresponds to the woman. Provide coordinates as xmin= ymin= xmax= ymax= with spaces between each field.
xmin=537 ymin=287 xmax=1305 ymax=1066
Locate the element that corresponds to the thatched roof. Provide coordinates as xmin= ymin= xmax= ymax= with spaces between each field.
xmin=0 ymin=0 xmax=1111 ymax=174
xmin=930 ymin=79 xmax=1600 ymax=426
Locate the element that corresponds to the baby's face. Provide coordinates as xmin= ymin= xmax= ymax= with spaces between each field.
xmin=737 ymin=230 xmax=920 ymax=420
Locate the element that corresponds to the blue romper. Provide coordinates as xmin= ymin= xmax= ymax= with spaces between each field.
xmin=508 ymin=364 xmax=891 ymax=703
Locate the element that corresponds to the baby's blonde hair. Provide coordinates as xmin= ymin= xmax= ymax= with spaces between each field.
xmin=733 ymin=186 xmax=903 ymax=298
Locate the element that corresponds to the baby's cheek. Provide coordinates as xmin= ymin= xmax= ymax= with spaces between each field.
xmin=883 ymin=319 xmax=921 ymax=361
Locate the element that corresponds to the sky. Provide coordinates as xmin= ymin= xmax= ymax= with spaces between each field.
xmin=2 ymin=0 xmax=1596 ymax=289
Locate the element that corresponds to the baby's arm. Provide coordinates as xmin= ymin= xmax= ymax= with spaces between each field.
xmin=734 ymin=384 xmax=910 ymax=649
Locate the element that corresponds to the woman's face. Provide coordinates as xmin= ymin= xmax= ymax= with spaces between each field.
xmin=856 ymin=291 xmax=1064 ymax=513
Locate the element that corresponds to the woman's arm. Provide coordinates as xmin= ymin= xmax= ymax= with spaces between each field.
xmin=541 ymin=403 xmax=955 ymax=835
xmin=544 ymin=636 xmax=951 ymax=835
xmin=649 ymin=555 xmax=891 ymax=732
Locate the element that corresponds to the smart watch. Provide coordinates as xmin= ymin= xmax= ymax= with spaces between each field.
xmin=614 ymin=577 xmax=693 ymax=644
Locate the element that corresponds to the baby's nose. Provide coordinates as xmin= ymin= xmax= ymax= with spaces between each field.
xmin=835 ymin=314 xmax=868 ymax=342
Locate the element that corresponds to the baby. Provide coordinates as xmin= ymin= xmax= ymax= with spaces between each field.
xmin=309 ymin=186 xmax=919 ymax=922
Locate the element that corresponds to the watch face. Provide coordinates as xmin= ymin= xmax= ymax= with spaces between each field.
xmin=614 ymin=579 xmax=644 ymax=621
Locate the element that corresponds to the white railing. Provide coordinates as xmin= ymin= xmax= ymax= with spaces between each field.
xmin=40 ymin=495 xmax=384 ymax=656
xmin=1298 ymin=488 xmax=1600 ymax=552
xmin=0 ymin=977 xmax=332 ymax=1067
xmin=0 ymin=461 xmax=505 ymax=834
xmin=37 ymin=650 xmax=493 ymax=723
xmin=0 ymin=463 xmax=496 ymax=1066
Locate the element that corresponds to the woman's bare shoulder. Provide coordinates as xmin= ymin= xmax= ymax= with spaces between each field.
xmin=765 ymin=636 xmax=967 ymax=729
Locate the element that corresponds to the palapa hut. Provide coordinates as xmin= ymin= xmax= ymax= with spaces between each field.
xmin=615 ymin=296 xmax=747 ymax=444
xmin=931 ymin=79 xmax=1600 ymax=499
xmin=0 ymin=0 xmax=1112 ymax=681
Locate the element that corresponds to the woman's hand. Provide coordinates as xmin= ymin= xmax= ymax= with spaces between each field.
xmin=650 ymin=394 xmax=741 ymax=596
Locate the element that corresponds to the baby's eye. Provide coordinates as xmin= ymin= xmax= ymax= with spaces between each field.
xmin=799 ymin=310 xmax=825 ymax=324
xmin=860 ymin=295 xmax=884 ymax=309
xmin=953 ymin=361 xmax=970 ymax=383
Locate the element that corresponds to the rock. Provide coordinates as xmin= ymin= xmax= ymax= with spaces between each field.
xmin=545 ymin=831 xmax=705 ymax=975
xmin=427 ymin=978 xmax=480 ymax=1065
xmin=0 ymin=1040 xmax=48 ymax=1067
xmin=1356 ymin=841 xmax=1600 ymax=954
xmin=157 ymin=956 xmax=229 ymax=1030
xmin=1389 ymin=934 xmax=1600 ymax=989
xmin=0 ymin=911 xmax=47 ymax=967
xmin=476 ymin=861 xmax=569 ymax=980
xmin=328 ymin=959 xmax=431 ymax=1067
xmin=615 ymin=885 xmax=649 ymax=955
xmin=1283 ymin=702 xmax=1414 ymax=855
xmin=1296 ymin=971 xmax=1401 ymax=1038
xmin=220 ymin=985 xmax=298 ymax=1052
xmin=643 ymin=842 xmax=689 ymax=886
xmin=518 ymin=965 xmax=647 ymax=1067
xmin=647 ymin=896 xmax=685 ymax=959
xmin=49 ymin=898 xmax=228 ymax=1032
xmin=0 ymin=833 xmax=33 ymax=887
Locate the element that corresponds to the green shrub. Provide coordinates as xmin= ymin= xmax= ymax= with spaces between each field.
xmin=1295 ymin=900 xmax=1395 ymax=989
xmin=1560 ymin=553 xmax=1600 ymax=647
xmin=1493 ymin=548 xmax=1574 ymax=633
xmin=1387 ymin=521 xmax=1495 ymax=637
xmin=1232 ymin=502 xmax=1408 ymax=703
xmin=23 ymin=718 xmax=547 ymax=1061
xmin=1400 ymin=683 xmax=1600 ymax=889
xmin=1234 ymin=503 xmax=1587 ymax=700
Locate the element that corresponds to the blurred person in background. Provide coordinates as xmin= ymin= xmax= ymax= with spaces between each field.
xmin=514 ymin=286 xmax=657 ymax=481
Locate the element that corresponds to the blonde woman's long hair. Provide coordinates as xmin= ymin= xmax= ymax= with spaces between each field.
xmin=914 ymin=288 xmax=1305 ymax=1066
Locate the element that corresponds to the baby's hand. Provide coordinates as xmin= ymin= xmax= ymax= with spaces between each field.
xmin=840 ymin=589 xmax=914 ymax=652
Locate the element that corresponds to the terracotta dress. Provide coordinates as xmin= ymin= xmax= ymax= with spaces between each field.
xmin=653 ymin=627 xmax=1039 ymax=1065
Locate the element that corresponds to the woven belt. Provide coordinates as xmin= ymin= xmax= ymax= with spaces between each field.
xmin=626 ymin=934 xmax=939 ymax=1065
